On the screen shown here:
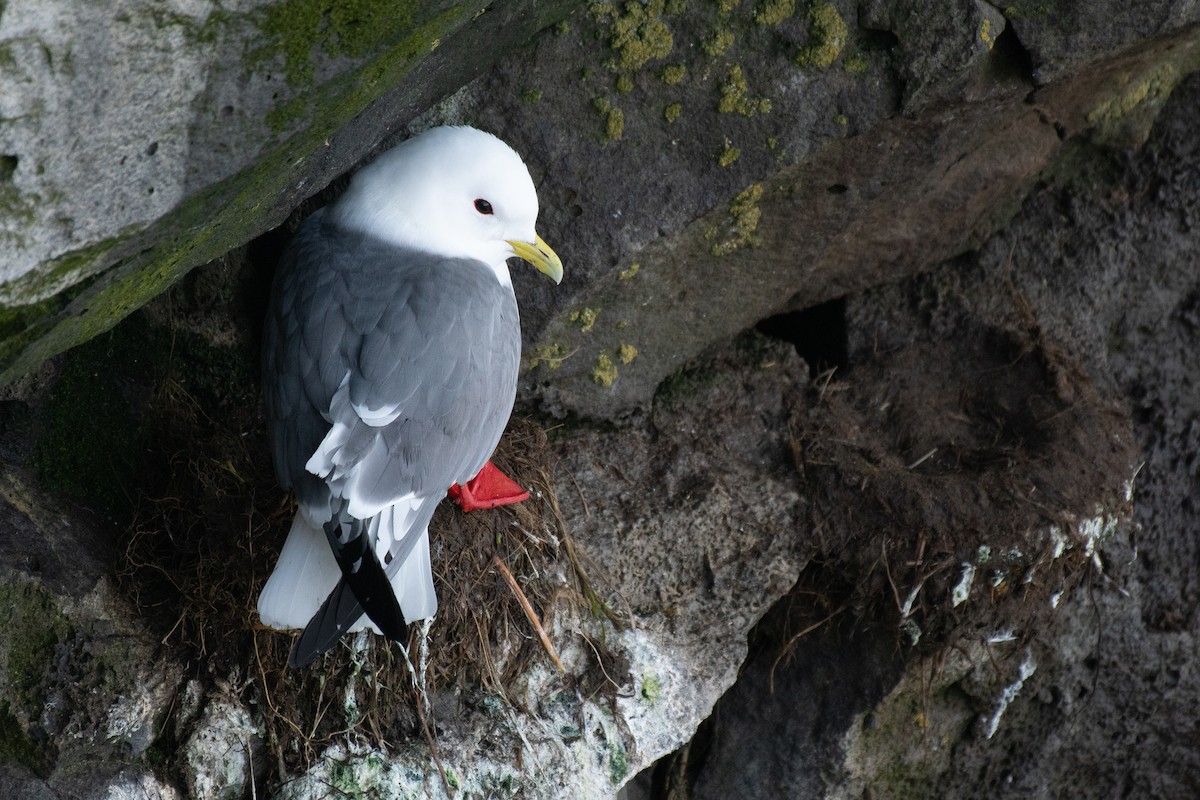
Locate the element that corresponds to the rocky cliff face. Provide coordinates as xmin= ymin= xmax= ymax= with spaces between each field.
xmin=0 ymin=2 xmax=1198 ymax=798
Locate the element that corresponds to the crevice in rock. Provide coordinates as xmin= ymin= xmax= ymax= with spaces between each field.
xmin=989 ymin=15 xmax=1037 ymax=94
xmin=756 ymin=298 xmax=849 ymax=378
xmin=0 ymin=154 xmax=17 ymax=182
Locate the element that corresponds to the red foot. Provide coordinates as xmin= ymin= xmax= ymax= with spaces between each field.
xmin=449 ymin=461 xmax=530 ymax=511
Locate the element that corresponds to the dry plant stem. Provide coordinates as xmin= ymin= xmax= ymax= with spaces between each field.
xmin=492 ymin=553 xmax=565 ymax=673
xmin=768 ymin=605 xmax=848 ymax=693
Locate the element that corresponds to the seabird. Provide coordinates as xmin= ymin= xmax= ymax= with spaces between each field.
xmin=257 ymin=126 xmax=563 ymax=668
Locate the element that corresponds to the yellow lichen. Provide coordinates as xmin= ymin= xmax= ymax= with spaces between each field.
xmin=702 ymin=28 xmax=735 ymax=56
xmin=618 ymin=262 xmax=641 ymax=280
xmin=618 ymin=343 xmax=639 ymax=364
xmin=570 ymin=307 xmax=601 ymax=333
xmin=528 ymin=343 xmax=570 ymax=370
xmin=606 ymin=0 xmax=675 ymax=72
xmin=718 ymin=64 xmax=771 ymax=116
xmin=754 ymin=0 xmax=795 ymax=25
xmin=717 ymin=137 xmax=741 ymax=167
xmin=979 ymin=18 xmax=994 ymax=49
xmin=795 ymin=2 xmax=847 ymax=68
xmin=1085 ymin=63 xmax=1178 ymax=126
xmin=591 ymin=353 xmax=619 ymax=386
xmin=594 ymin=97 xmax=625 ymax=141
xmin=664 ymin=102 xmax=682 ymax=123
xmin=661 ymin=63 xmax=686 ymax=84
xmin=716 ymin=0 xmax=739 ymax=13
xmin=844 ymin=53 xmax=867 ymax=73
xmin=606 ymin=106 xmax=625 ymax=140
xmin=710 ymin=182 xmax=763 ymax=256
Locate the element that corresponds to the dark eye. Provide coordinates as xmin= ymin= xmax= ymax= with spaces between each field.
xmin=474 ymin=198 xmax=494 ymax=215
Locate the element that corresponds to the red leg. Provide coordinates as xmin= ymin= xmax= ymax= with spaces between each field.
xmin=449 ymin=461 xmax=530 ymax=511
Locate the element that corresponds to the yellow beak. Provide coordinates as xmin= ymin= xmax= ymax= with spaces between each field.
xmin=507 ymin=234 xmax=564 ymax=284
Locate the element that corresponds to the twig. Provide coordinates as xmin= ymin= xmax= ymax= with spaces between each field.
xmin=906 ymin=447 xmax=938 ymax=470
xmin=769 ymin=605 xmax=847 ymax=692
xmin=492 ymin=554 xmax=565 ymax=673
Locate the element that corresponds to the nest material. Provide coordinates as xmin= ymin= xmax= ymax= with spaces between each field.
xmin=118 ymin=371 xmax=585 ymax=775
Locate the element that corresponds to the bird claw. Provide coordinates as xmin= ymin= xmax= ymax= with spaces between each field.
xmin=449 ymin=460 xmax=530 ymax=511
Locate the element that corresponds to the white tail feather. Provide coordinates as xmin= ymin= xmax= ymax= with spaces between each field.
xmin=258 ymin=498 xmax=438 ymax=632
xmin=257 ymin=511 xmax=341 ymax=630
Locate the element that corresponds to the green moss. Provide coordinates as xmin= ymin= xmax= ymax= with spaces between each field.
xmin=661 ymin=63 xmax=686 ymax=84
xmin=591 ymin=353 xmax=619 ymax=386
xmin=717 ymin=137 xmax=741 ymax=166
xmin=718 ymin=64 xmax=771 ymax=115
xmin=616 ymin=73 xmax=635 ymax=93
xmin=833 ymin=113 xmax=848 ymax=125
xmin=570 ymin=306 xmax=601 ymax=333
xmin=609 ymin=742 xmax=630 ymax=784
xmin=0 ymin=701 xmax=48 ymax=776
xmin=0 ymin=580 xmax=69 ymax=776
xmin=795 ymin=2 xmax=847 ymax=68
xmin=664 ymin=102 xmax=682 ymax=122
xmin=702 ymin=27 xmax=735 ymax=56
xmin=618 ymin=343 xmax=638 ymax=364
xmin=0 ymin=581 xmax=68 ymax=702
xmin=256 ymin=0 xmax=419 ymax=85
xmin=256 ymin=0 xmax=326 ymax=85
xmin=617 ymin=262 xmax=641 ymax=280
xmin=554 ymin=20 xmax=571 ymax=35
xmin=327 ymin=0 xmax=418 ymax=58
xmin=754 ymin=0 xmax=795 ymax=25
xmin=1 ymin=5 xmax=470 ymax=385
xmin=715 ymin=0 xmax=739 ymax=13
xmin=524 ymin=88 xmax=543 ymax=103
xmin=710 ymin=182 xmax=763 ymax=255
xmin=264 ymin=94 xmax=310 ymax=134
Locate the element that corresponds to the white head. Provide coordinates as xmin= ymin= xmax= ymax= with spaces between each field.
xmin=328 ymin=126 xmax=562 ymax=285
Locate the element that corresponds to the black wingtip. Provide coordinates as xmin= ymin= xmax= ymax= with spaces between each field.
xmin=286 ymin=503 xmax=410 ymax=669
xmin=287 ymin=579 xmax=358 ymax=668
xmin=286 ymin=574 xmax=410 ymax=669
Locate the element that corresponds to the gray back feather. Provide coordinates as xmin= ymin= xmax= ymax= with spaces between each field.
xmin=263 ymin=210 xmax=521 ymax=517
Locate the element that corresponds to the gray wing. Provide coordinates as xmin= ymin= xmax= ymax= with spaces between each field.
xmin=262 ymin=211 xmax=521 ymax=517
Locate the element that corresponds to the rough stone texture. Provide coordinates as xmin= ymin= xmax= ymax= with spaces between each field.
xmin=631 ymin=66 xmax=1200 ymax=800
xmin=514 ymin=21 xmax=1200 ymax=420
xmin=0 ymin=0 xmax=575 ymax=381
xmin=0 ymin=466 xmax=184 ymax=798
xmin=0 ymin=1 xmax=1198 ymax=799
